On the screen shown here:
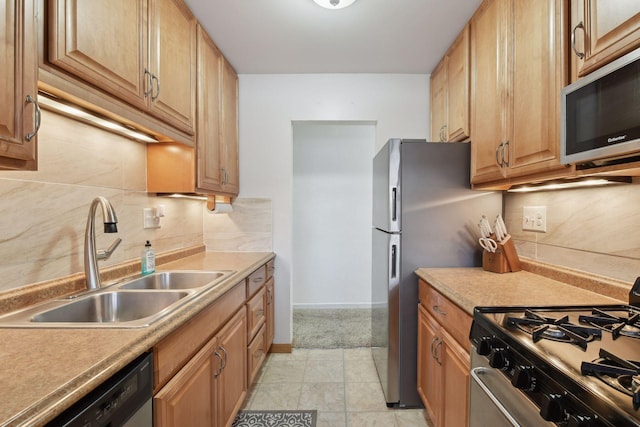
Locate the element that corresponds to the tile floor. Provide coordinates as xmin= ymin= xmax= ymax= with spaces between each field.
xmin=241 ymin=348 xmax=433 ymax=427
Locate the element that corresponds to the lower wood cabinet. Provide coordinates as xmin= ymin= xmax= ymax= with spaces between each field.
xmin=155 ymin=307 xmax=247 ymax=427
xmin=152 ymin=259 xmax=275 ymax=427
xmin=417 ymin=279 xmax=472 ymax=427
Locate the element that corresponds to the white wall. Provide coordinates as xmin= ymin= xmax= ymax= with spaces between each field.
xmin=238 ymin=74 xmax=429 ymax=344
xmin=292 ymin=122 xmax=375 ymax=308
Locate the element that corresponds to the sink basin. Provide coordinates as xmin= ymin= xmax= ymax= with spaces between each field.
xmin=31 ymin=291 xmax=189 ymax=324
xmin=119 ymin=271 xmax=230 ymax=290
xmin=0 ymin=269 xmax=236 ymax=328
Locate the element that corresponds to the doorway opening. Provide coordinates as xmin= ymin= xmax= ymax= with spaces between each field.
xmin=292 ymin=121 xmax=375 ymax=348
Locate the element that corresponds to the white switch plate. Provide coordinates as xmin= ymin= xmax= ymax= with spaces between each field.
xmin=523 ymin=206 xmax=547 ymax=232
xmin=143 ymin=208 xmax=161 ymax=229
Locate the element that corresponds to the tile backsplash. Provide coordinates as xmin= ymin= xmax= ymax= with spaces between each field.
xmin=504 ymin=179 xmax=640 ymax=284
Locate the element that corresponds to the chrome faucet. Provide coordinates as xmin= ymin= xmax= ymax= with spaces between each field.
xmin=84 ymin=197 xmax=122 ymax=290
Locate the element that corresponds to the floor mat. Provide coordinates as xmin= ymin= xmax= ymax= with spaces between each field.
xmin=232 ymin=410 xmax=317 ymax=427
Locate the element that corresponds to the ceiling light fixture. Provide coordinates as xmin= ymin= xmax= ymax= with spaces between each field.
xmin=313 ymin=0 xmax=357 ymax=10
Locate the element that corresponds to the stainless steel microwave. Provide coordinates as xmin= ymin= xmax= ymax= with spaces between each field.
xmin=561 ymin=48 xmax=640 ymax=166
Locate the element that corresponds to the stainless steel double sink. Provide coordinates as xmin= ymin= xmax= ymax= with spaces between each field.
xmin=0 ymin=270 xmax=235 ymax=328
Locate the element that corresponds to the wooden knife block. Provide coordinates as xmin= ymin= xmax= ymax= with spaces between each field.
xmin=482 ymin=235 xmax=521 ymax=274
xmin=483 ymin=248 xmax=510 ymax=273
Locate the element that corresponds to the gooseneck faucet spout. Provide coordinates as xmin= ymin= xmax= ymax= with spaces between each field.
xmin=84 ymin=197 xmax=121 ymax=290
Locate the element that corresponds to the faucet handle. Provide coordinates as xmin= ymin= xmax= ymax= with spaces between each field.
xmin=97 ymin=238 xmax=122 ymax=260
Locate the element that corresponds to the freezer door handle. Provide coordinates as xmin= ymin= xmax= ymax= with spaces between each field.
xmin=391 ymin=187 xmax=397 ymax=222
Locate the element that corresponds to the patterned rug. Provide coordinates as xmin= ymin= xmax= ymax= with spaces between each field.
xmin=232 ymin=410 xmax=317 ymax=427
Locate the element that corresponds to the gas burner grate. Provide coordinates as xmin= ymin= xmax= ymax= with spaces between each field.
xmin=507 ymin=310 xmax=601 ymax=350
xmin=579 ymin=308 xmax=640 ymax=340
xmin=581 ymin=348 xmax=640 ymax=410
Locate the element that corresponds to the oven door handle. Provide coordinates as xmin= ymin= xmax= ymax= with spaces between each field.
xmin=470 ymin=367 xmax=521 ymax=426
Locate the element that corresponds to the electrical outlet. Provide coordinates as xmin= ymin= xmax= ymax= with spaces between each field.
xmin=143 ymin=208 xmax=161 ymax=229
xmin=523 ymin=206 xmax=547 ymax=232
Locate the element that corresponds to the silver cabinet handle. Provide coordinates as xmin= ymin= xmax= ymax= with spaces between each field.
xmin=430 ymin=337 xmax=437 ymax=358
xmin=432 ymin=305 xmax=447 ymax=316
xmin=495 ymin=142 xmax=503 ymax=167
xmin=25 ymin=95 xmax=41 ymax=141
xmin=219 ymin=345 xmax=228 ymax=371
xmin=151 ymin=73 xmax=160 ymax=101
xmin=434 ymin=339 xmax=443 ymax=366
xmin=213 ymin=349 xmax=223 ymax=378
xmin=502 ymin=140 xmax=510 ymax=167
xmin=144 ymin=68 xmax=153 ymax=98
xmin=571 ymin=21 xmax=585 ymax=60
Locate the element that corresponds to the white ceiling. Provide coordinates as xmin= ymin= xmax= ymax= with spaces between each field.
xmin=183 ymin=0 xmax=483 ymax=74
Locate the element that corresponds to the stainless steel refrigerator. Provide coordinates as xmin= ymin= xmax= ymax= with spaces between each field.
xmin=371 ymin=139 xmax=502 ymax=408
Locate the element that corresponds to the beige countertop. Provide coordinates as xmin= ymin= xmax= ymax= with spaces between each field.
xmin=0 ymin=251 xmax=274 ymax=427
xmin=415 ymin=267 xmax=625 ymax=315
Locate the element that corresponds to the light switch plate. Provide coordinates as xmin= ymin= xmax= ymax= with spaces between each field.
xmin=523 ymin=206 xmax=547 ymax=232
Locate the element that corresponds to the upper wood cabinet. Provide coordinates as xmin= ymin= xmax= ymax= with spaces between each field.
xmin=44 ymin=0 xmax=196 ymax=140
xmin=570 ymin=0 xmax=640 ymax=81
xmin=429 ymin=60 xmax=447 ymax=142
xmin=470 ymin=0 xmax=568 ymax=185
xmin=196 ymin=25 xmax=239 ymax=196
xmin=429 ymin=25 xmax=470 ymax=143
xmin=1 ymin=0 xmax=38 ymax=170
xmin=147 ymin=25 xmax=239 ymax=197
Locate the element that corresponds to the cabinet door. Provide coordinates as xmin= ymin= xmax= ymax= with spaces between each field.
xmin=441 ymin=329 xmax=470 ymax=427
xmin=429 ymin=59 xmax=447 ymax=142
xmin=216 ymin=309 xmax=247 ymax=427
xmin=573 ymin=0 xmax=640 ymax=77
xmin=154 ymin=336 xmax=218 ymax=427
xmin=148 ymin=0 xmax=196 ymax=135
xmin=0 ymin=0 xmax=38 ymax=170
xmin=196 ymin=25 xmax=223 ymax=191
xmin=508 ymin=0 xmax=567 ymax=176
xmin=220 ymin=58 xmax=239 ymax=196
xmin=265 ymin=277 xmax=275 ymax=350
xmin=417 ymin=305 xmax=442 ymax=426
xmin=48 ymin=0 xmax=148 ymax=110
xmin=446 ymin=25 xmax=470 ymax=142
xmin=470 ymin=0 xmax=508 ymax=184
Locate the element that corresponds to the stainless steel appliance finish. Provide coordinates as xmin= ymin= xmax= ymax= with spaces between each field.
xmin=561 ymin=47 xmax=640 ymax=167
xmin=470 ymin=305 xmax=640 ymax=426
xmin=371 ymin=139 xmax=502 ymax=407
xmin=48 ymin=352 xmax=153 ymax=426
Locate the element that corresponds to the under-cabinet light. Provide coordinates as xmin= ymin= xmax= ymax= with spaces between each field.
xmin=37 ymin=94 xmax=158 ymax=143
xmin=508 ymin=177 xmax=631 ymax=193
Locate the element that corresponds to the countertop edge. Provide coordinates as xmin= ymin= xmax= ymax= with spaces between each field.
xmin=2 ymin=251 xmax=275 ymax=427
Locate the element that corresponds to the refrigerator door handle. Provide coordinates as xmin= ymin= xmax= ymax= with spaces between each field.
xmin=391 ymin=187 xmax=397 ymax=222
xmin=391 ymin=244 xmax=397 ymax=278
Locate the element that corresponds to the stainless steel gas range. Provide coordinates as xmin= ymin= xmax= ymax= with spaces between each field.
xmin=469 ymin=302 xmax=640 ymax=426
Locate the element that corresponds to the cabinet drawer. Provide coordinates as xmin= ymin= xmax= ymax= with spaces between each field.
xmin=247 ymin=324 xmax=267 ymax=386
xmin=154 ymin=281 xmax=245 ymax=389
xmin=419 ymin=279 xmax=472 ymax=352
xmin=246 ymin=265 xmax=266 ymax=298
xmin=247 ymin=287 xmax=266 ymax=340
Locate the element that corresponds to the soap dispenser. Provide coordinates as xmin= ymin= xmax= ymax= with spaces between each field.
xmin=141 ymin=240 xmax=155 ymax=275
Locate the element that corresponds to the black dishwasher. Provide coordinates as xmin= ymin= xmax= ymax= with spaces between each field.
xmin=48 ymin=352 xmax=153 ymax=427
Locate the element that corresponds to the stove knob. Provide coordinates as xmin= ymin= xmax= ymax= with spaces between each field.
xmin=511 ymin=365 xmax=536 ymax=390
xmin=540 ymin=393 xmax=566 ymax=422
xmin=488 ymin=348 xmax=509 ymax=370
xmin=476 ymin=337 xmax=492 ymax=356
xmin=567 ymin=414 xmax=596 ymax=427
